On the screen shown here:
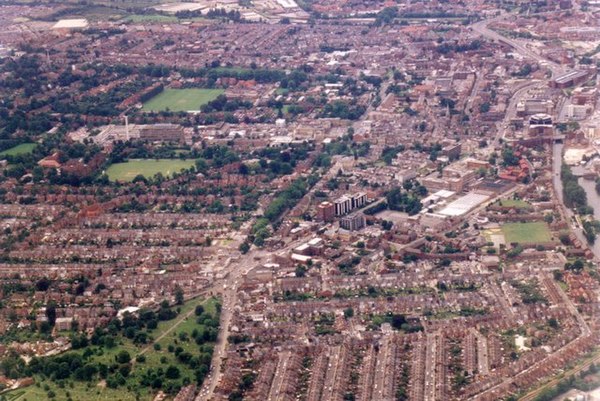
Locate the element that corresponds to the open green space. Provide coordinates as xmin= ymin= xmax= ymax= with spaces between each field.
xmin=45 ymin=4 xmax=129 ymax=22
xmin=141 ymin=88 xmax=224 ymax=112
xmin=496 ymin=198 xmax=532 ymax=208
xmin=124 ymin=14 xmax=207 ymax=23
xmin=4 ymin=297 xmax=220 ymax=401
xmin=502 ymin=222 xmax=552 ymax=244
xmin=0 ymin=143 xmax=37 ymax=157
xmin=126 ymin=14 xmax=178 ymax=22
xmin=105 ymin=159 xmax=196 ymax=182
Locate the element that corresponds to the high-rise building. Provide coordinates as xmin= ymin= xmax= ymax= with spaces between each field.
xmin=340 ymin=212 xmax=366 ymax=231
xmin=316 ymin=201 xmax=335 ymax=222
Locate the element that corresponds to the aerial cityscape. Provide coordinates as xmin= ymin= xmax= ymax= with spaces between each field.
xmin=0 ymin=0 xmax=599 ymax=400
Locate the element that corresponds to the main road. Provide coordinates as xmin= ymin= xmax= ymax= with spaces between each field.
xmin=470 ymin=16 xmax=564 ymax=77
xmin=194 ymin=243 xmax=271 ymax=401
xmin=470 ymin=15 xmax=567 ymax=147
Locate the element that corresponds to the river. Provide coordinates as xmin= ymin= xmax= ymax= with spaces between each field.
xmin=553 ymin=142 xmax=600 ymax=259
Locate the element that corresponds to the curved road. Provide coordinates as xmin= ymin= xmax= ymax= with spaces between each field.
xmin=470 ymin=12 xmax=597 ymax=401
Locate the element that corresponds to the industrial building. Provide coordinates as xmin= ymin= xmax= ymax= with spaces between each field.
xmin=550 ymin=70 xmax=594 ymax=89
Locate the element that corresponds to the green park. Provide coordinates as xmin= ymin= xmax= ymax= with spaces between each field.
xmin=502 ymin=222 xmax=552 ymax=244
xmin=0 ymin=144 xmax=37 ymax=157
xmin=4 ymin=297 xmax=220 ymax=401
xmin=141 ymin=89 xmax=224 ymax=112
xmin=105 ymin=159 xmax=196 ymax=182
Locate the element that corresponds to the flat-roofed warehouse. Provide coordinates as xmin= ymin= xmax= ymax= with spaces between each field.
xmin=52 ymin=18 xmax=89 ymax=30
xmin=438 ymin=192 xmax=489 ymax=217
xmin=550 ymin=70 xmax=593 ymax=89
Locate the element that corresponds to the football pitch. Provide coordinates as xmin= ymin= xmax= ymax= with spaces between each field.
xmin=141 ymin=88 xmax=224 ymax=112
xmin=0 ymin=143 xmax=37 ymax=157
xmin=106 ymin=159 xmax=196 ymax=182
xmin=502 ymin=222 xmax=552 ymax=244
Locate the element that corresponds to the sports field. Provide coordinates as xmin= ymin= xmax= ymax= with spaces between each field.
xmin=106 ymin=159 xmax=196 ymax=181
xmin=141 ymin=88 xmax=224 ymax=112
xmin=0 ymin=143 xmax=37 ymax=157
xmin=502 ymin=222 xmax=551 ymax=244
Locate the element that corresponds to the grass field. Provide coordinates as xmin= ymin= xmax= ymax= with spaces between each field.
xmin=141 ymin=88 xmax=224 ymax=112
xmin=125 ymin=14 xmax=208 ymax=23
xmin=106 ymin=159 xmax=196 ymax=182
xmin=0 ymin=143 xmax=37 ymax=157
xmin=126 ymin=14 xmax=178 ymax=22
xmin=502 ymin=222 xmax=552 ymax=244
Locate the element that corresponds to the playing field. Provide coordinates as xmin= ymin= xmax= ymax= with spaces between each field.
xmin=106 ymin=159 xmax=196 ymax=181
xmin=0 ymin=143 xmax=37 ymax=157
xmin=141 ymin=88 xmax=224 ymax=112
xmin=496 ymin=198 xmax=532 ymax=208
xmin=502 ymin=222 xmax=552 ymax=244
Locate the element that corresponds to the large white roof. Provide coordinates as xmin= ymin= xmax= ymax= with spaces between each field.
xmin=52 ymin=18 xmax=89 ymax=29
xmin=438 ymin=193 xmax=489 ymax=217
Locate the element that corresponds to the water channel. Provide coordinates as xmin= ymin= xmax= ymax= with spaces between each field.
xmin=554 ymin=142 xmax=600 ymax=259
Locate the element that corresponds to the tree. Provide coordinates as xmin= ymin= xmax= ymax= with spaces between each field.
xmin=32 ymin=166 xmax=44 ymax=183
xmin=115 ymin=350 xmax=131 ymax=364
xmin=375 ymin=6 xmax=398 ymax=26
xmin=239 ymin=242 xmax=250 ymax=254
xmin=45 ymin=301 xmax=57 ymax=326
xmin=386 ymin=187 xmax=422 ymax=215
xmin=343 ymin=308 xmax=354 ymax=319
xmin=174 ymin=285 xmax=184 ymax=305
xmin=391 ymin=314 xmax=407 ymax=330
xmin=570 ymin=259 xmax=584 ymax=271
xmin=501 ymin=147 xmax=519 ymax=166
xmin=165 ymin=365 xmax=180 ymax=379
xmin=36 ymin=277 xmax=51 ymax=291
xmin=238 ymin=163 xmax=249 ymax=175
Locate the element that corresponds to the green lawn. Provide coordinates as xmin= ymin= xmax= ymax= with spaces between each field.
xmin=497 ymin=198 xmax=532 ymax=208
xmin=105 ymin=159 xmax=196 ymax=182
xmin=0 ymin=143 xmax=37 ymax=157
xmin=125 ymin=14 xmax=207 ymax=23
xmin=126 ymin=14 xmax=178 ymax=22
xmin=142 ymin=88 xmax=224 ymax=112
xmin=502 ymin=222 xmax=552 ymax=244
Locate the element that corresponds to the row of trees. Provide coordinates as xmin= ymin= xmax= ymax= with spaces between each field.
xmin=561 ymin=164 xmax=592 ymax=215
